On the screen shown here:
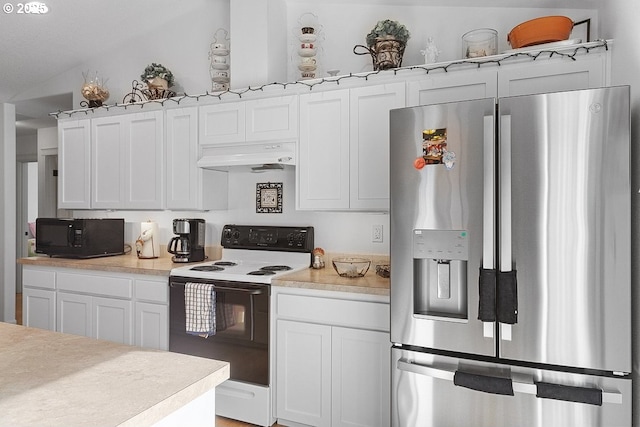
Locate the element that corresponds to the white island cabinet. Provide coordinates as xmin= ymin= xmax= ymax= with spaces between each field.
xmin=274 ymin=287 xmax=390 ymax=427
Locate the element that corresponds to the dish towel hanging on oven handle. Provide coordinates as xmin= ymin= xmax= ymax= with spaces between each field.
xmin=185 ymin=282 xmax=216 ymax=338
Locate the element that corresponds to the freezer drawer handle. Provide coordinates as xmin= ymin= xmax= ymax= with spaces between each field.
xmin=454 ymin=370 xmax=514 ymax=396
xmin=535 ymin=381 xmax=602 ymax=406
xmin=478 ymin=268 xmax=496 ymax=322
xmin=397 ymin=359 xmax=623 ymax=405
xmin=497 ymin=270 xmax=518 ymax=324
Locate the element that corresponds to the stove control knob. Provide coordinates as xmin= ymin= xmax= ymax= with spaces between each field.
xmin=222 ymin=228 xmax=232 ymax=240
xmin=232 ymin=230 xmax=241 ymax=240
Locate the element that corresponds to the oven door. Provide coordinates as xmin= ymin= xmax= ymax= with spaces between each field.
xmin=169 ymin=276 xmax=270 ymax=386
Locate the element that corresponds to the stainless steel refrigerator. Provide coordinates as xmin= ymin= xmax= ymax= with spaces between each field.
xmin=390 ymin=86 xmax=631 ymax=426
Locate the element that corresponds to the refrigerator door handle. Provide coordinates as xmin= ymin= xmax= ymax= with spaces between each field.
xmin=482 ymin=115 xmax=496 ymax=337
xmin=498 ymin=114 xmax=517 ymax=339
xmin=397 ymin=359 xmax=622 ymax=404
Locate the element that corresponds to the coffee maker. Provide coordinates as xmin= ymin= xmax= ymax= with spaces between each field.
xmin=167 ymin=218 xmax=206 ymax=263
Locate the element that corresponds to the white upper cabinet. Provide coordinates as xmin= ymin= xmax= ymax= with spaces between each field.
xmin=349 ymin=82 xmax=406 ymax=210
xmin=91 ymin=111 xmax=164 ymax=209
xmin=245 ymin=95 xmax=298 ymax=141
xmin=199 ymin=102 xmax=245 ymax=145
xmin=298 ymin=82 xmax=405 ymax=211
xmin=199 ymin=95 xmax=298 ymax=146
xmin=298 ymin=90 xmax=350 ymax=210
xmin=407 ymin=67 xmax=497 ymax=107
xmin=58 ymin=119 xmax=91 ymax=209
xmin=166 ymin=107 xmax=228 ymax=211
xmin=497 ymin=50 xmax=608 ymax=97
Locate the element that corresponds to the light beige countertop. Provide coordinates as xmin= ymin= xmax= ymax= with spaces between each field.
xmin=0 ymin=322 xmax=229 ymax=427
xmin=16 ymin=248 xmax=218 ymax=276
xmin=18 ymin=250 xmax=390 ymax=296
xmin=274 ymin=254 xmax=390 ymax=296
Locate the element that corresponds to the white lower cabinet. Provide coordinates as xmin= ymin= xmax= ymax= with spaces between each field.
xmin=57 ymin=292 xmax=93 ymax=338
xmin=135 ymin=302 xmax=168 ymax=350
xmin=274 ymin=288 xmax=390 ymax=427
xmin=22 ymin=267 xmax=56 ymax=331
xmin=22 ymin=266 xmax=168 ymax=350
xmin=22 ymin=287 xmax=56 ymax=331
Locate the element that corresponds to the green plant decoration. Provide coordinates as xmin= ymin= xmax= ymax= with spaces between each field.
xmin=366 ymin=19 xmax=411 ymax=47
xmin=140 ymin=63 xmax=175 ymax=87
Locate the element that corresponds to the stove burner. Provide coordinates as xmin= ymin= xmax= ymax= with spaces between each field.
xmin=214 ymin=261 xmax=237 ymax=267
xmin=190 ymin=265 xmax=225 ymax=272
xmin=260 ymin=265 xmax=292 ymax=272
xmin=247 ymin=270 xmax=276 ymax=276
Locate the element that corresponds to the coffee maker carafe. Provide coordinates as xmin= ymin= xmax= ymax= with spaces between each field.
xmin=167 ymin=218 xmax=206 ymax=263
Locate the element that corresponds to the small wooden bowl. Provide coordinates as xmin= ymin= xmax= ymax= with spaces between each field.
xmin=507 ymin=16 xmax=574 ymax=49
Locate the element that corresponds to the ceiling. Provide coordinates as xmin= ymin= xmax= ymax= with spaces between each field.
xmin=1 ymin=0 xmax=599 ymax=136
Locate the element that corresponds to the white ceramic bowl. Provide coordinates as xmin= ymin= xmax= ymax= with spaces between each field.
xmin=298 ymin=63 xmax=317 ymax=72
xmin=298 ymin=33 xmax=317 ymax=43
xmin=211 ymin=48 xmax=230 ymax=56
xmin=211 ymin=63 xmax=229 ymax=70
xmin=298 ymin=48 xmax=317 ymax=57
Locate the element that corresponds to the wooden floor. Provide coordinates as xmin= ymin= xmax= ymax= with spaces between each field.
xmin=15 ymin=294 xmax=279 ymax=427
xmin=216 ymin=416 xmax=283 ymax=426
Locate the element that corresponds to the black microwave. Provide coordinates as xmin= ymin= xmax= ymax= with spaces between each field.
xmin=35 ymin=218 xmax=125 ymax=258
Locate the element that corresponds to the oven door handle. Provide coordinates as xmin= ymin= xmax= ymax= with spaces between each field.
xmin=170 ymin=282 xmax=264 ymax=295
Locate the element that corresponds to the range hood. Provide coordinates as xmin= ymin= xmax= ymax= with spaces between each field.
xmin=197 ymin=142 xmax=296 ymax=171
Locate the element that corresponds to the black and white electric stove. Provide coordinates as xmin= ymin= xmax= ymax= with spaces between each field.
xmin=168 ymin=224 xmax=314 ymax=427
xmin=169 ymin=224 xmax=314 ymax=283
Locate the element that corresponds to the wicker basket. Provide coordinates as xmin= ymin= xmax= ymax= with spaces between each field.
xmin=354 ymin=36 xmax=406 ymax=71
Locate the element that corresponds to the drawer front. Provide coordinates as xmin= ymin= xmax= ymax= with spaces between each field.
xmin=23 ymin=268 xmax=56 ymax=290
xmin=276 ymin=293 xmax=389 ymax=331
xmin=134 ymin=278 xmax=169 ymax=303
xmin=57 ymin=272 xmax=132 ymax=298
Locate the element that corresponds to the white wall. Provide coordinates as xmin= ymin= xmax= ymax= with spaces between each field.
xmin=598 ymin=1 xmax=640 ymax=426
xmin=76 ymin=168 xmax=390 ymax=256
xmin=15 ymin=2 xmax=602 ymax=258
xmin=284 ymin=4 xmax=597 ymax=80
xmin=1 ymin=104 xmax=16 ymax=323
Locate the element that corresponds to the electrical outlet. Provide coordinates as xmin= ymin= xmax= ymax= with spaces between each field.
xmin=372 ymin=224 xmax=383 ymax=243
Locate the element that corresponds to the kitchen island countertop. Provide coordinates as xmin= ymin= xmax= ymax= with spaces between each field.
xmin=0 ymin=322 xmax=229 ymax=427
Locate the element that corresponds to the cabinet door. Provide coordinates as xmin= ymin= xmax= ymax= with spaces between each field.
xmin=298 ymin=90 xmax=350 ymax=210
xmin=125 ymin=111 xmax=163 ymax=209
xmin=165 ymin=107 xmax=228 ymax=211
xmin=497 ymin=51 xmax=607 ymax=97
xmin=135 ymin=302 xmax=168 ymax=350
xmin=58 ymin=119 xmax=91 ymax=209
xmin=199 ymin=102 xmax=245 ymax=145
xmin=91 ymin=116 xmax=125 ymax=208
xmin=331 ymin=327 xmax=391 ymax=427
xmin=245 ymin=95 xmax=298 ymax=141
xmin=276 ymin=319 xmax=332 ymax=427
xmin=94 ymin=296 xmax=132 ymax=345
xmin=22 ymin=288 xmax=55 ymax=331
xmin=350 ymin=83 xmax=405 ymax=211
xmin=57 ymin=292 xmax=92 ymax=338
xmin=166 ymin=107 xmax=199 ymax=210
xmin=407 ymin=67 xmax=497 ymax=107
